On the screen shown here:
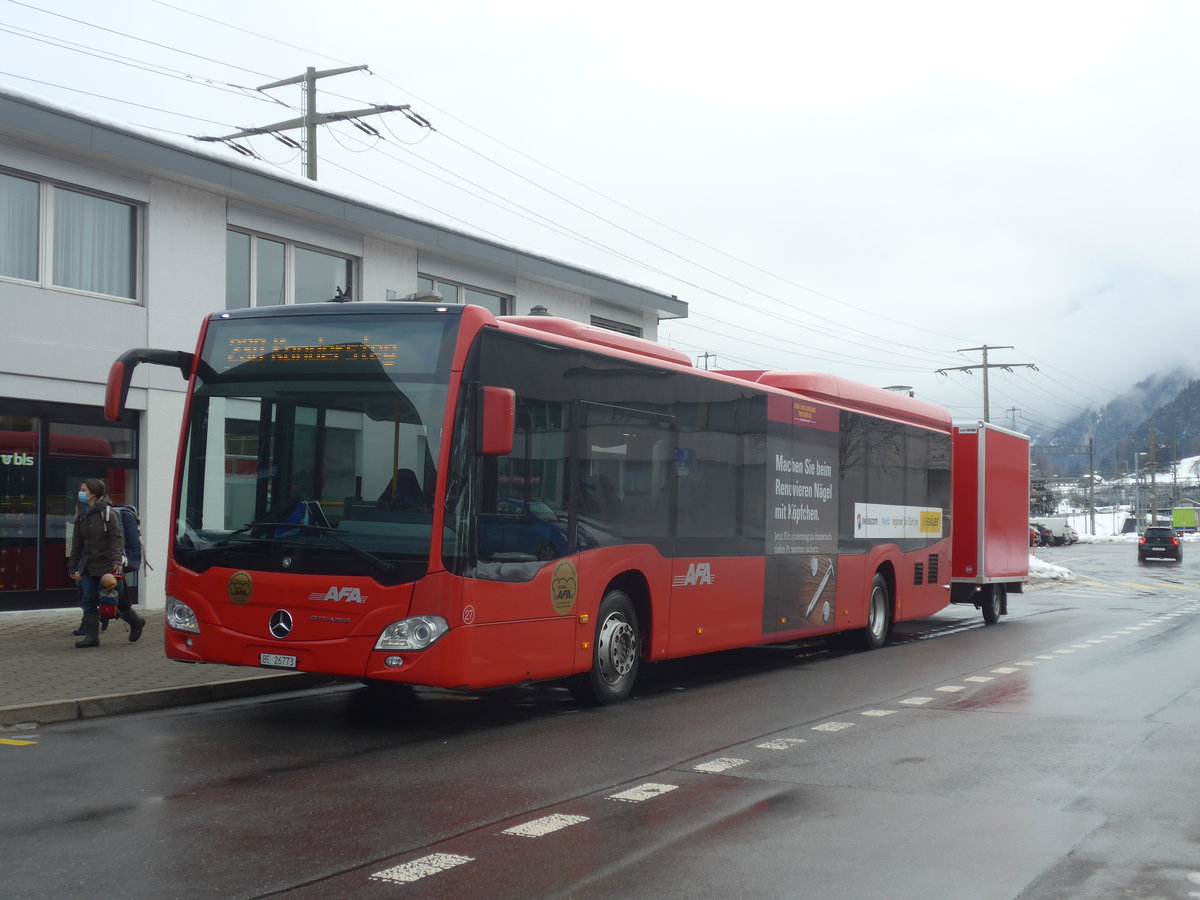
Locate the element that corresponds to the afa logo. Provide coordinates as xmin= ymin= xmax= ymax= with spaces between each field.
xmin=307 ymin=587 xmax=367 ymax=604
xmin=856 ymin=513 xmax=863 ymax=532
xmin=672 ymin=562 xmax=714 ymax=587
xmin=550 ymin=560 xmax=578 ymax=615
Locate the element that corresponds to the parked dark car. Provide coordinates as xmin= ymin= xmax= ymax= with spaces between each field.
xmin=1138 ymin=525 xmax=1183 ymax=563
xmin=1031 ymin=523 xmax=1054 ymax=547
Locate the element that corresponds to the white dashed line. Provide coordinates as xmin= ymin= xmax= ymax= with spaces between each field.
xmin=694 ymin=758 xmax=748 ymax=773
xmin=608 ymin=783 xmax=678 ymax=803
xmin=991 ymin=667 xmax=1020 ymax=674
xmin=371 ymin=854 xmax=473 ymax=884
xmin=1070 ymin=644 xmax=1090 ymax=649
xmin=965 ymin=676 xmax=994 ymax=682
xmin=502 ymin=814 xmax=589 ymax=837
xmin=1053 ymin=649 xmax=1075 ymax=654
xmin=861 ymin=709 xmax=896 ymax=717
xmin=935 ymin=685 xmax=966 ymax=693
xmin=1035 ymin=655 xmax=1056 ymax=660
xmin=757 ymin=738 xmax=807 ymax=750
xmin=900 ymin=697 xmax=934 ymax=705
xmin=1014 ymin=661 xmax=1037 ymax=666
xmin=812 ymin=721 xmax=855 ymax=732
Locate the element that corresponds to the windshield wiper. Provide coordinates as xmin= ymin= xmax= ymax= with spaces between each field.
xmin=224 ymin=522 xmax=395 ymax=574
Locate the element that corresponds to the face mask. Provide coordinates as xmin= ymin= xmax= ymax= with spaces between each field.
xmin=77 ymin=491 xmax=89 ymax=503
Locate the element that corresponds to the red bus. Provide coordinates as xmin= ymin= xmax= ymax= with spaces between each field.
xmin=107 ymin=301 xmax=988 ymax=704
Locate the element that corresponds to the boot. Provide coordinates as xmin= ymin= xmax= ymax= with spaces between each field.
xmin=74 ymin=613 xmax=100 ymax=648
xmin=118 ymin=598 xmax=145 ymax=643
xmin=72 ymin=615 xmax=87 ymax=636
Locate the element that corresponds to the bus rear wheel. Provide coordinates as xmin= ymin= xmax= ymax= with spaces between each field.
xmin=569 ymin=589 xmax=640 ymax=705
xmin=982 ymin=584 xmax=1005 ymax=625
xmin=860 ymin=573 xmax=892 ymax=650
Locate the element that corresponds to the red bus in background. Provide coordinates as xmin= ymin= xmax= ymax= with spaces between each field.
xmin=106 ymin=302 xmax=1027 ymax=704
xmin=0 ymin=430 xmax=122 ymax=595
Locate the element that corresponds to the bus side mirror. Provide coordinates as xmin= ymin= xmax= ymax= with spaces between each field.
xmin=480 ymin=386 xmax=515 ymax=456
xmin=104 ymin=348 xmax=195 ymax=421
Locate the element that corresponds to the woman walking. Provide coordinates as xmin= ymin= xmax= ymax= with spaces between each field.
xmin=68 ymin=478 xmax=143 ymax=647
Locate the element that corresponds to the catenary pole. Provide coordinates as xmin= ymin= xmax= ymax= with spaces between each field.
xmin=936 ymin=345 xmax=1037 ymax=423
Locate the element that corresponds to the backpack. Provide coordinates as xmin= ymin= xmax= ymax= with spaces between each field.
xmin=103 ymin=504 xmax=147 ymax=571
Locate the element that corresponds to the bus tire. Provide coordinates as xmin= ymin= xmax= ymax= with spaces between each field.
xmin=860 ymin=573 xmax=891 ymax=650
xmin=569 ymin=589 xmax=640 ymax=705
xmin=982 ymin=584 xmax=1004 ymax=625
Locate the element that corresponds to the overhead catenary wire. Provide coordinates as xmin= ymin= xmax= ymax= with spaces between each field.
xmin=1 ymin=1 xmax=1129 ymax=426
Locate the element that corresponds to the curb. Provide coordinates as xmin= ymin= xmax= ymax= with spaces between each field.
xmin=0 ymin=673 xmax=334 ymax=726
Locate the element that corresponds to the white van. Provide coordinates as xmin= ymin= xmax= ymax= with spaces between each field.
xmin=1030 ymin=517 xmax=1074 ymax=546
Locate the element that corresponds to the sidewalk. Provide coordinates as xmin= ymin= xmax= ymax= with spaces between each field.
xmin=0 ymin=608 xmax=333 ymax=726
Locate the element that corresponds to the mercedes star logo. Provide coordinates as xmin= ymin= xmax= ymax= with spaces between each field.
xmin=269 ymin=609 xmax=293 ymax=639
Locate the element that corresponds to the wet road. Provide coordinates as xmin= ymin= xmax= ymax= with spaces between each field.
xmin=3 ymin=542 xmax=1200 ymax=899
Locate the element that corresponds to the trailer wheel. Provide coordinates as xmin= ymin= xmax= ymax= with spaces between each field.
xmin=982 ymin=584 xmax=1005 ymax=625
xmin=568 ymin=589 xmax=640 ymax=705
xmin=860 ymin=573 xmax=892 ymax=650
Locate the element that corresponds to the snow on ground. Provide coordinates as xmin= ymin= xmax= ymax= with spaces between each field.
xmin=1027 ymin=554 xmax=1073 ymax=583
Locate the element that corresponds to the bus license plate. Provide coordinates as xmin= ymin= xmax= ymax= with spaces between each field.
xmin=260 ymin=653 xmax=297 ymax=669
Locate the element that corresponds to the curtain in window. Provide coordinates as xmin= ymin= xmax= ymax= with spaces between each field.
xmin=52 ymin=187 xmax=136 ymax=298
xmin=0 ymin=173 xmax=39 ymax=281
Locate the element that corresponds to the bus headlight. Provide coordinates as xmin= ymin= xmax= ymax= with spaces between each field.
xmin=374 ymin=615 xmax=448 ymax=651
xmin=166 ymin=595 xmax=200 ymax=634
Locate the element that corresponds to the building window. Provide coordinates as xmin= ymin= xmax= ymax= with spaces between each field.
xmin=590 ymin=315 xmax=642 ymax=337
xmin=0 ymin=172 xmax=39 ymax=282
xmin=226 ymin=229 xmax=356 ymax=309
xmin=0 ymin=169 xmax=141 ymax=300
xmin=417 ymin=274 xmax=510 ymax=315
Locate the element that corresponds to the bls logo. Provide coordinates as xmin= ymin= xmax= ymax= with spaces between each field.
xmin=0 ymin=452 xmax=34 ymax=467
xmin=309 ymin=587 xmax=367 ymax=604
xmin=673 ymin=562 xmax=714 ymax=587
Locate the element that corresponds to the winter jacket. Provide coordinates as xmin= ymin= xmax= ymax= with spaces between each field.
xmin=69 ymin=497 xmax=125 ymax=576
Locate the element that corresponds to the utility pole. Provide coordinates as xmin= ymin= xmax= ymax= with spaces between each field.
xmin=1006 ymin=407 xmax=1020 ymax=430
xmin=195 ymin=65 xmax=425 ymax=180
xmin=936 ymin=345 xmax=1037 ymax=423
xmin=697 ymin=352 xmax=716 ymax=370
xmin=1149 ymin=418 xmax=1158 ymax=525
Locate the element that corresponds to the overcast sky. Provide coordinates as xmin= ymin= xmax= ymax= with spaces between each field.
xmin=4 ymin=0 xmax=1198 ymax=435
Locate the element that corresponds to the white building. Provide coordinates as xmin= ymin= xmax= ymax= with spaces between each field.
xmin=0 ymin=87 xmax=686 ymax=612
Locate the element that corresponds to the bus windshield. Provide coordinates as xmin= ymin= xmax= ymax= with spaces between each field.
xmin=174 ymin=311 xmax=458 ymax=584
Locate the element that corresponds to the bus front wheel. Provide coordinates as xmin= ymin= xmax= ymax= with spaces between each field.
xmin=569 ymin=589 xmax=640 ymax=705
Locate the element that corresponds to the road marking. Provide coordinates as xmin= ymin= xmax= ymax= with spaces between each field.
xmin=812 ymin=721 xmax=855 ymax=732
xmin=1035 ymin=655 xmax=1056 ymax=660
xmin=935 ymin=685 xmax=965 ymax=693
xmin=608 ymin=783 xmax=678 ymax=803
xmin=965 ymin=676 xmax=994 ymax=683
xmin=503 ymin=814 xmax=589 ymax=837
xmin=1014 ymin=661 xmax=1037 ymax=666
xmin=0 ymin=738 xmax=36 ymax=747
xmin=757 ymin=738 xmax=807 ymax=750
xmin=371 ymin=854 xmax=473 ymax=884
xmin=694 ymin=757 xmax=749 ymax=773
xmin=1070 ymin=644 xmax=1091 ymax=649
xmin=900 ymin=697 xmax=933 ymax=705
xmin=861 ymin=709 xmax=896 ymax=717
xmin=1053 ymin=649 xmax=1075 ymax=654
xmin=992 ymin=666 xmax=1020 ymax=673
